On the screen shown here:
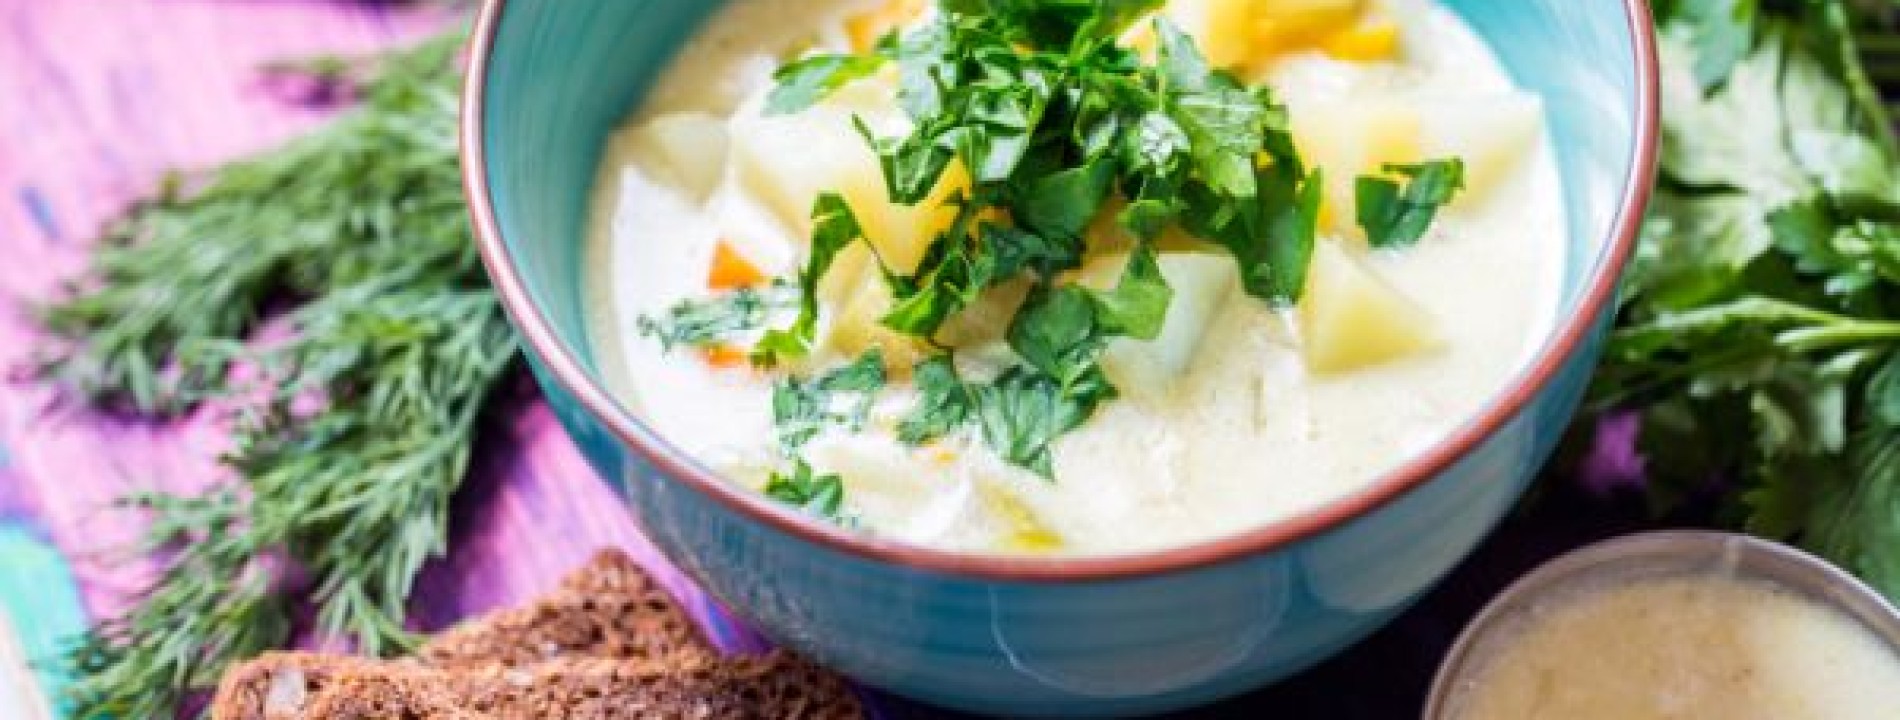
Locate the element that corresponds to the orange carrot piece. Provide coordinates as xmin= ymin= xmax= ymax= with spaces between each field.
xmin=707 ymin=241 xmax=768 ymax=290
xmin=699 ymin=343 xmax=751 ymax=369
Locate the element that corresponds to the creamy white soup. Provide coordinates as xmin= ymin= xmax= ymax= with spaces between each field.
xmin=586 ymin=0 xmax=1566 ymax=555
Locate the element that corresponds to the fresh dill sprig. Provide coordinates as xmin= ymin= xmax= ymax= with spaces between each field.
xmin=41 ymin=32 xmax=518 ymax=719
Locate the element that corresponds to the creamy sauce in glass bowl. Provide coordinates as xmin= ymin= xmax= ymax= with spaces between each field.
xmin=585 ymin=0 xmax=1568 ymax=555
xmin=1433 ymin=533 xmax=1900 ymax=720
xmin=1448 ymin=575 xmax=1900 ymax=720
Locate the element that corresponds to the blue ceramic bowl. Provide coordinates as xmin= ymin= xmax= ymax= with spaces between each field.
xmin=464 ymin=3 xmax=1658 ymax=716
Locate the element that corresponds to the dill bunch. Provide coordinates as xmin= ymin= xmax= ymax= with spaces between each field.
xmin=41 ymin=32 xmax=519 ymax=718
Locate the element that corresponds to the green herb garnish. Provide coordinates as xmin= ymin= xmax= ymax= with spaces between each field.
xmin=755 ymin=193 xmax=876 ymax=363
xmin=893 ymin=354 xmax=1113 ymax=480
xmin=40 ymin=34 xmax=507 ymax=719
xmin=638 ymin=283 xmax=788 ymax=352
xmin=755 ymin=0 xmax=1371 ymax=477
xmin=1356 ymin=159 xmax=1467 ymax=249
xmin=772 ymin=349 xmax=889 ymax=449
xmin=767 ymin=53 xmax=891 ymax=115
xmin=764 ymin=459 xmax=849 ymax=519
xmin=974 ymin=365 xmax=1116 ymax=478
xmin=898 ymin=355 xmax=976 ymax=444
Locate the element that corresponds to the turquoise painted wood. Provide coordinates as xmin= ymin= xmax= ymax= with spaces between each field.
xmin=475 ymin=1 xmax=1652 ymax=715
xmin=0 ymin=525 xmax=88 ymax=716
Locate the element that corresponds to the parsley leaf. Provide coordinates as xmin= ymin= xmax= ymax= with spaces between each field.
xmin=764 ymin=459 xmax=848 ymax=519
xmin=1356 ymin=159 xmax=1467 ymax=249
xmin=1184 ymin=164 xmax=1324 ymax=304
xmin=756 ymin=193 xmax=869 ymax=364
xmin=772 ymin=349 xmax=889 ymax=449
xmin=973 ymin=365 xmax=1116 ymax=479
xmin=1091 ymin=244 xmax=1174 ymax=340
xmin=766 ymin=53 xmax=889 ymax=115
xmin=636 ymin=284 xmax=787 ymax=352
xmin=1009 ymin=284 xmax=1112 ymax=388
xmin=1156 ymin=19 xmax=1270 ymax=198
xmin=898 ymin=355 xmax=976 ymax=445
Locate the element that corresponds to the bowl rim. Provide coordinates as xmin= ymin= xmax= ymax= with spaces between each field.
xmin=461 ymin=0 xmax=1661 ymax=582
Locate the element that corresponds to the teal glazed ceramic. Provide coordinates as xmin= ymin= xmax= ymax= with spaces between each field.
xmin=464 ymin=2 xmax=1659 ymax=716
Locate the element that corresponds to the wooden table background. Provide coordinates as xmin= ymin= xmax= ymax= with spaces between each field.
xmin=0 ymin=1 xmax=1660 ymax=717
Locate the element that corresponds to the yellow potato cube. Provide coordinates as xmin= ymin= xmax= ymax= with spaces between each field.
xmin=1074 ymin=251 xmax=1239 ymax=403
xmin=1254 ymin=0 xmax=1365 ymax=45
xmin=935 ymin=277 xmax=1033 ymax=348
xmin=1293 ymin=99 xmax=1423 ymax=234
xmin=825 ymin=272 xmax=927 ymax=371
xmin=730 ymin=104 xmax=886 ymax=238
xmin=730 ymin=85 xmax=969 ymax=278
xmin=1299 ymin=240 xmax=1439 ymax=373
xmin=1317 ymin=16 xmax=1401 ymax=62
xmin=1292 ymin=92 xmax=1544 ymax=234
xmin=624 ymin=111 xmax=731 ymax=202
xmin=1415 ymin=93 xmax=1545 ymax=203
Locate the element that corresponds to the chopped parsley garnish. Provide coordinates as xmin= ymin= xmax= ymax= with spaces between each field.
xmin=897 ymin=355 xmax=975 ymax=445
xmin=766 ymin=54 xmax=890 ymax=115
xmin=974 ymin=365 xmax=1116 ymax=479
xmin=755 ymin=195 xmax=873 ymax=363
xmin=1356 ymin=159 xmax=1467 ymax=249
xmin=772 ymin=349 xmax=889 ymax=449
xmin=764 ymin=459 xmax=848 ymax=519
xmin=638 ymin=282 xmax=790 ymax=352
xmin=895 ymin=355 xmax=1114 ymax=479
xmin=740 ymin=1 xmax=1463 ymax=484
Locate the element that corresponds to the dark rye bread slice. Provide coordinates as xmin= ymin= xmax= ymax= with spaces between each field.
xmin=415 ymin=550 xmax=713 ymax=669
xmin=209 ymin=550 xmax=864 ymax=719
xmin=298 ymin=653 xmax=862 ymax=719
xmin=213 ymin=651 xmax=861 ymax=719
xmin=212 ymin=652 xmax=490 ymax=720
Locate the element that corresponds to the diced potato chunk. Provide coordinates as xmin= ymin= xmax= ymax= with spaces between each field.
xmin=729 ymin=86 xmax=967 ymax=277
xmin=1254 ymin=0 xmax=1365 ymax=46
xmin=1414 ymin=94 xmax=1545 ymax=203
xmin=1291 ymin=92 xmax=1544 ymax=234
xmin=825 ymin=267 xmax=928 ymax=371
xmin=1156 ymin=0 xmax=1387 ymax=68
xmin=1075 ymin=251 xmax=1239 ymax=403
xmin=730 ymin=104 xmax=882 ymax=233
xmin=1293 ymin=99 xmax=1423 ymax=234
xmin=1317 ymin=15 xmax=1402 ymax=62
xmin=1299 ymin=240 xmax=1439 ymax=373
xmin=626 ymin=111 xmax=730 ymax=202
xmin=1159 ymin=0 xmax=1258 ymax=68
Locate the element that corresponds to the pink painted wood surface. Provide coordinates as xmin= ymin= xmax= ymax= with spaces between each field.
xmin=0 ymin=0 xmax=763 ymax=660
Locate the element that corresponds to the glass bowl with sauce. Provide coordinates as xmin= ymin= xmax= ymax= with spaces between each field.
xmin=1428 ymin=531 xmax=1900 ymax=720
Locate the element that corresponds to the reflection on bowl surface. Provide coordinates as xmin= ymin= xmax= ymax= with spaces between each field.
xmin=464 ymin=0 xmax=1658 ymax=715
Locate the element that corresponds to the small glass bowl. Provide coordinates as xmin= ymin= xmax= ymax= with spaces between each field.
xmin=1425 ymin=530 xmax=1900 ymax=719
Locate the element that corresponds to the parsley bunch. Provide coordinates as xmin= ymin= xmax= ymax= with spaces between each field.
xmin=40 ymin=33 xmax=516 ymax=718
xmin=1593 ymin=0 xmax=1900 ymax=599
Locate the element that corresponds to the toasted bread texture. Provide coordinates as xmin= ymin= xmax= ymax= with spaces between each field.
xmin=209 ymin=550 xmax=862 ymax=720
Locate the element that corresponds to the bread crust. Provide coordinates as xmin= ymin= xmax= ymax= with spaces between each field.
xmin=209 ymin=551 xmax=862 ymax=720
